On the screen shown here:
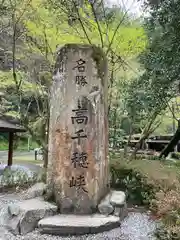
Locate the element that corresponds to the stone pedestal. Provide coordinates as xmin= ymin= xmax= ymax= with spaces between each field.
xmin=48 ymin=44 xmax=109 ymax=214
xmin=38 ymin=214 xmax=120 ymax=235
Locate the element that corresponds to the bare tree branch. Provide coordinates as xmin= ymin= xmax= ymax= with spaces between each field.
xmin=10 ymin=0 xmax=32 ymax=91
xmin=106 ymin=10 xmax=129 ymax=55
xmin=90 ymin=2 xmax=104 ymax=48
xmin=166 ymin=101 xmax=179 ymax=122
xmin=108 ymin=52 xmax=115 ymax=115
xmin=72 ymin=0 xmax=92 ymax=45
xmin=24 ymin=98 xmax=33 ymax=118
xmin=100 ymin=0 xmax=110 ymax=45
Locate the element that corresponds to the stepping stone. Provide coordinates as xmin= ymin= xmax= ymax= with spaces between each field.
xmin=38 ymin=214 xmax=120 ymax=235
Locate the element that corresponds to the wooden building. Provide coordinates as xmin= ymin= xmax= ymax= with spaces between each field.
xmin=0 ymin=118 xmax=26 ymax=166
xmin=124 ymin=134 xmax=180 ymax=152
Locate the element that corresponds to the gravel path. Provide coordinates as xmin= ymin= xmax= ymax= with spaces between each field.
xmin=0 ymin=193 xmax=158 ymax=240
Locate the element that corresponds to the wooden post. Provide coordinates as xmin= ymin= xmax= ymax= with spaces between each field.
xmin=8 ymin=132 xmax=14 ymax=166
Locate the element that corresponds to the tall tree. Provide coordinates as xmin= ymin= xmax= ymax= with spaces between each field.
xmin=0 ymin=0 xmax=146 ymax=166
xmin=129 ymin=0 xmax=180 ymax=157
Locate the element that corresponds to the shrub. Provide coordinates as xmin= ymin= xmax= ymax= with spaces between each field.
xmin=110 ymin=154 xmax=180 ymax=239
xmin=0 ymin=166 xmax=39 ymax=191
xmin=155 ymin=226 xmax=180 ymax=240
xmin=110 ymin=161 xmax=155 ymax=205
xmin=152 ymin=189 xmax=180 ymax=239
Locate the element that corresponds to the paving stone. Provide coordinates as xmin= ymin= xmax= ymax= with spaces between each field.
xmin=38 ymin=214 xmax=120 ymax=235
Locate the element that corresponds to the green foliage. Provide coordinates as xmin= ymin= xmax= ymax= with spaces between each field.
xmin=0 ymin=136 xmax=39 ymax=151
xmin=110 ymin=152 xmax=180 ymax=239
xmin=120 ymin=0 xmax=180 ymax=142
xmin=0 ymin=0 xmax=147 ymax=156
xmin=110 ymin=160 xmax=155 ymax=205
xmin=23 ymin=0 xmax=146 ymax=58
xmin=133 ymin=1 xmax=180 ymax=117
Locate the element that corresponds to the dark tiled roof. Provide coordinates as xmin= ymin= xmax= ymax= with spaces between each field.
xmin=0 ymin=118 xmax=26 ymax=132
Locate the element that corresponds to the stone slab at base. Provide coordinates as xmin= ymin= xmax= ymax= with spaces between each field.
xmin=38 ymin=214 xmax=120 ymax=236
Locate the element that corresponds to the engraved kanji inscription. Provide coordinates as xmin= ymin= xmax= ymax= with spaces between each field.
xmin=75 ymin=75 xmax=87 ymax=86
xmin=71 ymin=101 xmax=88 ymax=125
xmin=73 ymin=59 xmax=86 ymax=72
xmin=71 ymin=151 xmax=88 ymax=168
xmin=69 ymin=174 xmax=88 ymax=193
xmin=71 ymin=129 xmax=87 ymax=145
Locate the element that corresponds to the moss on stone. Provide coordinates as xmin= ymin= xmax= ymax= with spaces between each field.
xmin=91 ymin=45 xmax=107 ymax=86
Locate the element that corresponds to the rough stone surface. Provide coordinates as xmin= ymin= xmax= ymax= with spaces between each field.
xmin=110 ymin=191 xmax=126 ymax=206
xmin=48 ymin=44 xmax=109 ymax=214
xmin=23 ymin=182 xmax=47 ymax=200
xmin=98 ymin=193 xmax=113 ymax=216
xmin=38 ymin=214 xmax=120 ymax=235
xmin=5 ymin=197 xmax=57 ymax=235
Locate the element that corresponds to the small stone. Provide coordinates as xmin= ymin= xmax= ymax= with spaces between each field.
xmin=110 ymin=191 xmax=126 ymax=206
xmin=147 ymin=210 xmax=151 ymax=215
xmin=8 ymin=204 xmax=20 ymax=216
xmin=98 ymin=193 xmax=114 ymax=215
xmin=114 ymin=203 xmax=128 ymax=220
xmin=114 ymin=207 xmax=120 ymax=217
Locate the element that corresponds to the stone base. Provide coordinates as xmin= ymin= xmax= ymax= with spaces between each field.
xmin=98 ymin=190 xmax=127 ymax=220
xmin=38 ymin=214 xmax=120 ymax=235
xmin=5 ymin=197 xmax=57 ymax=235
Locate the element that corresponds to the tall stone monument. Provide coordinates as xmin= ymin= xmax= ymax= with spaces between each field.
xmin=48 ymin=44 xmax=109 ymax=214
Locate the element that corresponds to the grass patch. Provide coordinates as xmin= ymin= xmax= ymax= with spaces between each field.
xmin=13 ymin=156 xmax=42 ymax=164
xmin=15 ymin=159 xmax=42 ymax=165
xmin=1 ymin=156 xmax=42 ymax=165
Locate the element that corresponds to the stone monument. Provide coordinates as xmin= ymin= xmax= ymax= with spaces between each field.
xmin=4 ymin=44 xmax=127 ymax=237
xmin=47 ymin=44 xmax=109 ymax=214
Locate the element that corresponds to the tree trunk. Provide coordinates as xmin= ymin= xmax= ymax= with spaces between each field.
xmin=112 ymin=108 xmax=118 ymax=149
xmin=124 ymin=123 xmax=133 ymax=157
xmin=43 ymin=116 xmax=49 ymax=169
xmin=43 ymin=147 xmax=48 ymax=169
xmin=131 ymin=112 xmax=162 ymax=159
xmin=131 ymin=134 xmax=147 ymax=159
xmin=159 ymin=120 xmax=180 ymax=158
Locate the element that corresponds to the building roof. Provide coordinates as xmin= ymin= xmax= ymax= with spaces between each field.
xmin=0 ymin=118 xmax=26 ymax=132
